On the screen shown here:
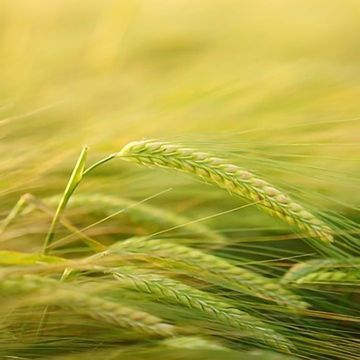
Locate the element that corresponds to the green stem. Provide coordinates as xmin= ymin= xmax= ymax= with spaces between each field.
xmin=82 ymin=153 xmax=118 ymax=177
xmin=43 ymin=150 xmax=118 ymax=255
xmin=43 ymin=146 xmax=89 ymax=254
xmin=0 ymin=194 xmax=27 ymax=234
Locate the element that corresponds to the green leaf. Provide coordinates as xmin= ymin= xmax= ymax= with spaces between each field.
xmin=0 ymin=250 xmax=65 ymax=265
xmin=43 ymin=146 xmax=88 ymax=254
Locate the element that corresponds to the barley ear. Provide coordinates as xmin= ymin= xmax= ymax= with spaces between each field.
xmin=117 ymin=140 xmax=333 ymax=244
xmin=110 ymin=238 xmax=309 ymax=310
xmin=109 ymin=267 xmax=295 ymax=353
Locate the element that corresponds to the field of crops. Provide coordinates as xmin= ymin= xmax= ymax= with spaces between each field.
xmin=0 ymin=1 xmax=359 ymax=359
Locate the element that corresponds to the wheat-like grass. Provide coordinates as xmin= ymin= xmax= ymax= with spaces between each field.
xmin=161 ymin=336 xmax=227 ymax=351
xmin=43 ymin=340 xmax=298 ymax=360
xmin=1 ymin=275 xmax=176 ymax=338
xmin=282 ymin=258 xmax=360 ymax=285
xmin=291 ymin=270 xmax=359 ymax=285
xmin=110 ymin=238 xmax=308 ymax=309
xmin=117 ymin=140 xmax=333 ymax=244
xmin=0 ymin=250 xmax=65 ymax=266
xmin=108 ymin=266 xmax=293 ymax=352
xmin=163 ymin=338 xmax=298 ymax=360
xmin=49 ymin=291 xmax=176 ymax=337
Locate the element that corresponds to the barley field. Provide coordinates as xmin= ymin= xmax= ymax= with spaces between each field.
xmin=0 ymin=1 xmax=359 ymax=359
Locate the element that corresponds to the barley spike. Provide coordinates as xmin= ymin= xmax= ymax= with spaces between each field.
xmin=110 ymin=238 xmax=308 ymax=309
xmin=1 ymin=274 xmax=176 ymax=338
xmin=109 ymin=266 xmax=294 ymax=353
xmin=117 ymin=140 xmax=333 ymax=243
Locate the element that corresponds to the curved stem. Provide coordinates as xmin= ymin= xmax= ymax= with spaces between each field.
xmin=43 ymin=150 xmax=118 ymax=254
xmin=82 ymin=153 xmax=118 ymax=177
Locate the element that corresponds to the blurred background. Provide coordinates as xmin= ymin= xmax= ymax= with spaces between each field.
xmin=0 ymin=0 xmax=359 ymax=252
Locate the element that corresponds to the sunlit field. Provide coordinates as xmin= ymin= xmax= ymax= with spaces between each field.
xmin=0 ymin=1 xmax=359 ymax=359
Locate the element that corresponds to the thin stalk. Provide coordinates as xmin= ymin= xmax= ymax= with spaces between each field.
xmin=82 ymin=152 xmax=118 ymax=177
xmin=43 ymin=150 xmax=117 ymax=254
xmin=43 ymin=146 xmax=89 ymax=254
xmin=0 ymin=194 xmax=27 ymax=234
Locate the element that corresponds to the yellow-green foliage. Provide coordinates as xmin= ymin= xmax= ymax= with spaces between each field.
xmin=0 ymin=1 xmax=359 ymax=360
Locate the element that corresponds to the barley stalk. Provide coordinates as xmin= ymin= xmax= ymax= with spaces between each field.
xmin=50 ymin=291 xmax=176 ymax=337
xmin=1 ymin=275 xmax=176 ymax=338
xmin=282 ymin=258 xmax=360 ymax=285
xmin=117 ymin=140 xmax=333 ymax=243
xmin=161 ymin=336 xmax=227 ymax=351
xmin=109 ymin=266 xmax=294 ymax=352
xmin=44 ymin=340 xmax=298 ymax=360
xmin=162 ymin=338 xmax=298 ymax=360
xmin=110 ymin=238 xmax=308 ymax=309
xmin=292 ymin=270 xmax=359 ymax=285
